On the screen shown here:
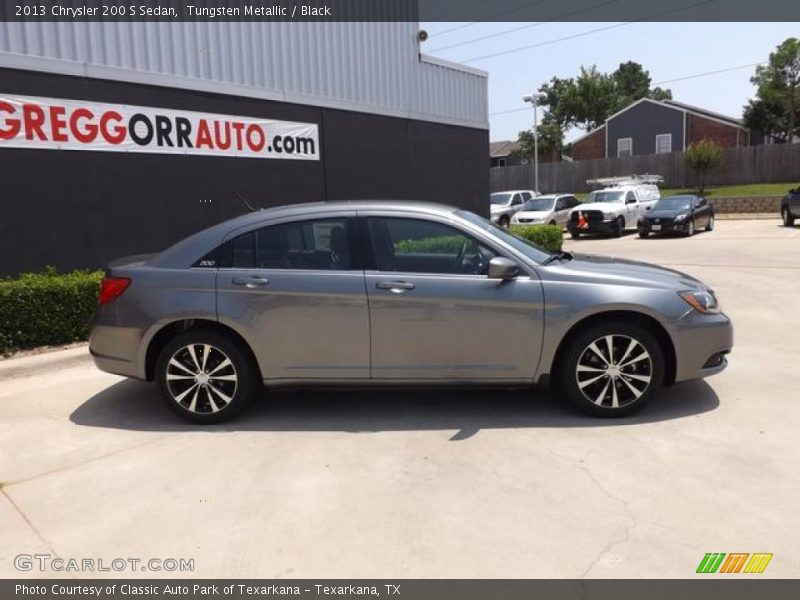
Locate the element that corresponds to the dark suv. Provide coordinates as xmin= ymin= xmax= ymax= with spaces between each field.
xmin=781 ymin=188 xmax=800 ymax=227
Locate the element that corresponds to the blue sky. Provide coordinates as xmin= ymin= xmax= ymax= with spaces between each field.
xmin=420 ymin=22 xmax=798 ymax=142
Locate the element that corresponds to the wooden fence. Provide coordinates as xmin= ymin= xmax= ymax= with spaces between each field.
xmin=490 ymin=143 xmax=800 ymax=193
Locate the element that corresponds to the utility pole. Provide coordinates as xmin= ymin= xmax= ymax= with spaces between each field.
xmin=522 ymin=92 xmax=547 ymax=194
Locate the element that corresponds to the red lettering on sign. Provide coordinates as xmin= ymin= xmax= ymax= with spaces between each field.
xmin=0 ymin=101 xmax=21 ymax=140
xmin=100 ymin=111 xmax=126 ymax=144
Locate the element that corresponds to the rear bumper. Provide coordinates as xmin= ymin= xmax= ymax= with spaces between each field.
xmin=89 ymin=323 xmax=147 ymax=380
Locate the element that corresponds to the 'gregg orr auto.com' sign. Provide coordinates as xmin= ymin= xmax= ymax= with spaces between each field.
xmin=0 ymin=94 xmax=319 ymax=160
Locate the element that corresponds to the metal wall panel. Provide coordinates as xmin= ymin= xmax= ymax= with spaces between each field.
xmin=0 ymin=21 xmax=488 ymax=128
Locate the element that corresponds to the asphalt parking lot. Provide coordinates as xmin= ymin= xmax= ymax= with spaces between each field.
xmin=1 ymin=219 xmax=799 ymax=579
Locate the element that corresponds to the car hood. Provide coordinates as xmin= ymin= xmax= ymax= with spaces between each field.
xmin=644 ymin=209 xmax=687 ymax=219
xmin=571 ymin=202 xmax=624 ymax=213
xmin=515 ymin=210 xmax=551 ymax=219
xmin=543 ymin=253 xmax=705 ymax=291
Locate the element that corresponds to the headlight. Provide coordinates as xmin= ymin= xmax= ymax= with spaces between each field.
xmin=679 ymin=290 xmax=721 ymax=314
xmin=675 ymin=213 xmax=688 ymax=221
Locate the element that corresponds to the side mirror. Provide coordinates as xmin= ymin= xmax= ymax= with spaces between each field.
xmin=488 ymin=257 xmax=519 ymax=280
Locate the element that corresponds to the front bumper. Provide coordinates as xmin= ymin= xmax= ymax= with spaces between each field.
xmin=639 ymin=220 xmax=691 ymax=234
xmin=568 ymin=219 xmax=616 ymax=234
xmin=669 ymin=311 xmax=733 ymax=382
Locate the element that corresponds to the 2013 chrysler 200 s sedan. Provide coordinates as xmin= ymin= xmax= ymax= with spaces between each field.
xmin=90 ymin=201 xmax=733 ymax=423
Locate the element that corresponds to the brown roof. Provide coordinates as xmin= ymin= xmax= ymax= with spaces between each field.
xmin=489 ymin=139 xmax=521 ymax=158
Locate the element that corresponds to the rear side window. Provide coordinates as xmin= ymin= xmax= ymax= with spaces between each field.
xmin=220 ymin=218 xmax=353 ymax=270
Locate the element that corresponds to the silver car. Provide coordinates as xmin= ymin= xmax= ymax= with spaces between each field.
xmin=489 ymin=190 xmax=536 ymax=227
xmin=90 ymin=201 xmax=733 ymax=423
xmin=511 ymin=194 xmax=581 ymax=228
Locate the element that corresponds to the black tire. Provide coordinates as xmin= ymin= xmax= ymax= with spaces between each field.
xmin=557 ymin=321 xmax=665 ymax=417
xmin=638 ymin=228 xmax=649 ymax=239
xmin=612 ymin=217 xmax=624 ymax=238
xmin=549 ymin=220 xmax=557 ymax=226
xmin=156 ymin=329 xmax=259 ymax=424
xmin=783 ymin=207 xmax=795 ymax=227
xmin=569 ymin=229 xmax=581 ymax=239
xmin=498 ymin=215 xmax=510 ymax=229
xmin=705 ymin=215 xmax=715 ymax=231
xmin=686 ymin=219 xmax=695 ymax=236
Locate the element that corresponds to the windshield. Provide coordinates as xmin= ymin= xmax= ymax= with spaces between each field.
xmin=655 ymin=196 xmax=693 ymax=211
xmin=589 ymin=191 xmax=624 ymax=203
xmin=457 ymin=210 xmax=552 ymax=264
xmin=522 ymin=197 xmax=556 ymax=211
xmin=490 ymin=193 xmax=513 ymax=205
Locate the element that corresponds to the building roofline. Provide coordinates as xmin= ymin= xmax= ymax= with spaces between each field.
xmin=419 ymin=54 xmax=488 ymax=79
xmin=570 ymin=124 xmax=606 ymax=145
xmin=605 ymin=97 xmax=747 ymax=131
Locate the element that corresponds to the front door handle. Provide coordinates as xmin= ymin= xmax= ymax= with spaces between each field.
xmin=232 ymin=276 xmax=269 ymax=288
xmin=376 ymin=280 xmax=416 ymax=292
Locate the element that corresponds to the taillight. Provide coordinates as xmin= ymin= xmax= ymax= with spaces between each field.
xmin=98 ymin=277 xmax=131 ymax=305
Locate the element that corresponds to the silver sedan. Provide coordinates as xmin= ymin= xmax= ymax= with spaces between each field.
xmin=90 ymin=201 xmax=733 ymax=423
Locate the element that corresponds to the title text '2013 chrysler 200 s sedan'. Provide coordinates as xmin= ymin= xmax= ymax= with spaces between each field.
xmin=89 ymin=201 xmax=733 ymax=423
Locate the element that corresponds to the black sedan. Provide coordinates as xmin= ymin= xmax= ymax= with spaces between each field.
xmin=638 ymin=195 xmax=714 ymax=238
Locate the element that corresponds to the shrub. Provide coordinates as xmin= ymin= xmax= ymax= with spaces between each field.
xmin=0 ymin=267 xmax=104 ymax=355
xmin=510 ymin=224 xmax=564 ymax=252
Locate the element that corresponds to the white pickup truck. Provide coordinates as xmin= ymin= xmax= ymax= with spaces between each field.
xmin=568 ymin=178 xmax=660 ymax=238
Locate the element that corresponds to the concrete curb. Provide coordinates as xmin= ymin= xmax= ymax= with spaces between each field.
xmin=0 ymin=345 xmax=92 ymax=380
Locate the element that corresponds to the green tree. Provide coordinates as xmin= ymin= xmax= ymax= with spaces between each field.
xmin=684 ymin=140 xmax=723 ymax=194
xmin=512 ymin=115 xmax=565 ymax=160
xmin=743 ymin=37 xmax=800 ymax=143
xmin=536 ymin=62 xmax=672 ymax=132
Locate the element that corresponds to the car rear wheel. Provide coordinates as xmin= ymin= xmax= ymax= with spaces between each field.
xmin=705 ymin=215 xmax=715 ymax=231
xmin=686 ymin=219 xmax=695 ymax=236
xmin=557 ymin=322 xmax=664 ymax=417
xmin=783 ymin=208 xmax=795 ymax=227
xmin=612 ymin=217 xmax=624 ymax=238
xmin=156 ymin=330 xmax=259 ymax=424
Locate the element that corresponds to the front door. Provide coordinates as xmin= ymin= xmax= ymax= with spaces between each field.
xmin=362 ymin=215 xmax=544 ymax=380
xmin=215 ymin=213 xmax=370 ymax=380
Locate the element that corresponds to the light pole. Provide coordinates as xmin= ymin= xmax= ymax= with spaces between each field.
xmin=522 ymin=92 xmax=547 ymax=194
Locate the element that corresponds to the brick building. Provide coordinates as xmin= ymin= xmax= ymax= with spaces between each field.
xmin=570 ymin=98 xmax=768 ymax=161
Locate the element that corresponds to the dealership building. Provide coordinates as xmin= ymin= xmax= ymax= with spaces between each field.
xmin=0 ymin=19 xmax=488 ymax=275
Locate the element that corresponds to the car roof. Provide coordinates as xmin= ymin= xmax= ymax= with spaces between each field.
xmin=150 ymin=200 xmax=462 ymax=267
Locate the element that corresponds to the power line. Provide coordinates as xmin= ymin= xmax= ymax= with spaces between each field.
xmin=427 ymin=0 xmax=625 ymax=54
xmin=427 ymin=0 xmax=550 ymax=38
xmin=462 ymin=0 xmax=716 ymax=63
xmin=652 ymin=62 xmax=764 ymax=85
xmin=488 ymin=61 xmax=765 ymax=117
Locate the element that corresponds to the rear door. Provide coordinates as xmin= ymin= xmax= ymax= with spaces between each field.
xmin=362 ymin=213 xmax=544 ymax=381
xmin=215 ymin=212 xmax=370 ymax=380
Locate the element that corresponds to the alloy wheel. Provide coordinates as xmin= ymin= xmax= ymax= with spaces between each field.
xmin=165 ymin=343 xmax=238 ymax=414
xmin=575 ymin=335 xmax=653 ymax=409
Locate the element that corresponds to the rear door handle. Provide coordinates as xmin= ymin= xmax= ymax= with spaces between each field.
xmin=232 ymin=276 xmax=269 ymax=288
xmin=376 ymin=280 xmax=416 ymax=292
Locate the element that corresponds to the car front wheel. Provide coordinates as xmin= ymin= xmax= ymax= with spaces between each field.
xmin=558 ymin=322 xmax=664 ymax=417
xmin=156 ymin=330 xmax=259 ymax=424
xmin=499 ymin=215 xmax=510 ymax=229
xmin=612 ymin=217 xmax=624 ymax=237
xmin=783 ymin=207 xmax=795 ymax=227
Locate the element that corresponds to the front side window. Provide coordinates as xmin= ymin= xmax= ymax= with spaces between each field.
xmin=367 ymin=217 xmax=497 ymax=276
xmin=223 ymin=218 xmax=353 ymax=270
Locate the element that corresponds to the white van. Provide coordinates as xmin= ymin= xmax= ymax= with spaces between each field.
xmin=568 ymin=175 xmax=661 ymax=238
